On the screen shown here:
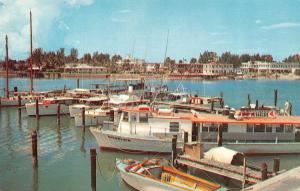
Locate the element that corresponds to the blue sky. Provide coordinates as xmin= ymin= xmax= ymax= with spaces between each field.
xmin=1 ymin=0 xmax=300 ymax=62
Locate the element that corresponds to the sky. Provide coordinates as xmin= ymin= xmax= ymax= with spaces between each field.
xmin=1 ymin=0 xmax=300 ymax=62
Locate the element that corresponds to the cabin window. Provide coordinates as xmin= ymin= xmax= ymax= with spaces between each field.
xmin=123 ymin=112 xmax=129 ymax=122
xmin=266 ymin=124 xmax=272 ymax=132
xmin=222 ymin=124 xmax=228 ymax=132
xmin=284 ymin=125 xmax=293 ymax=133
xmin=130 ymin=113 xmax=137 ymax=122
xmin=139 ymin=113 xmax=148 ymax=123
xmin=209 ymin=124 xmax=218 ymax=132
xmin=246 ymin=124 xmax=254 ymax=132
xmin=276 ymin=125 xmax=284 ymax=133
xmin=202 ymin=123 xmax=209 ymax=132
xmin=254 ymin=124 xmax=265 ymax=132
xmin=169 ymin=122 xmax=180 ymax=132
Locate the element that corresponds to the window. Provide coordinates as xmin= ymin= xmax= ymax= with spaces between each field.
xmin=285 ymin=125 xmax=293 ymax=133
xmin=209 ymin=124 xmax=218 ymax=132
xmin=276 ymin=125 xmax=284 ymax=133
xmin=202 ymin=124 xmax=208 ymax=132
xmin=266 ymin=124 xmax=272 ymax=132
xmin=254 ymin=124 xmax=265 ymax=132
xmin=131 ymin=113 xmax=137 ymax=122
xmin=170 ymin=122 xmax=180 ymax=132
xmin=139 ymin=113 xmax=148 ymax=123
xmin=247 ymin=124 xmax=253 ymax=132
xmin=123 ymin=112 xmax=129 ymax=122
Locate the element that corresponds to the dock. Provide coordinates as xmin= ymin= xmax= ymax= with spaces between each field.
xmin=176 ymin=155 xmax=268 ymax=184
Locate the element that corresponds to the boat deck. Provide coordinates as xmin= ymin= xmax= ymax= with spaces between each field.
xmin=176 ymin=155 xmax=273 ymax=184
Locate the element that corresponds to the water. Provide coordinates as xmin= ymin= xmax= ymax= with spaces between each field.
xmin=1 ymin=78 xmax=300 ymax=190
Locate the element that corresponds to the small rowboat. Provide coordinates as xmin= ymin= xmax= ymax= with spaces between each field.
xmin=116 ymin=158 xmax=225 ymax=191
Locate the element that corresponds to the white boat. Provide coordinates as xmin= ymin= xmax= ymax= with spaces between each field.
xmin=69 ymin=96 xmax=108 ymax=117
xmin=116 ymin=158 xmax=224 ymax=191
xmin=74 ymin=107 xmax=111 ymax=127
xmin=90 ymin=105 xmax=191 ymax=153
xmin=25 ymin=97 xmax=78 ymax=116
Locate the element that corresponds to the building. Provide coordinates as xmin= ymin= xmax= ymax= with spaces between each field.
xmin=202 ymin=62 xmax=234 ymax=75
xmin=64 ymin=63 xmax=108 ymax=73
xmin=115 ymin=55 xmax=145 ymax=73
xmin=173 ymin=63 xmax=203 ymax=74
xmin=241 ymin=61 xmax=300 ymax=74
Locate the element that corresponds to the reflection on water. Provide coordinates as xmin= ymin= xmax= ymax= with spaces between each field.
xmin=1 ymin=79 xmax=300 ymax=190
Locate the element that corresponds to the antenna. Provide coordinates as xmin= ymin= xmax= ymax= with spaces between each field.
xmin=163 ymin=29 xmax=169 ymax=64
xmin=5 ymin=35 xmax=9 ymax=98
xmin=29 ymin=11 xmax=33 ymax=94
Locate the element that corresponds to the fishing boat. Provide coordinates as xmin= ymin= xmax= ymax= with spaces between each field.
xmin=90 ymin=105 xmax=190 ymax=153
xmin=74 ymin=107 xmax=112 ymax=126
xmin=25 ymin=97 xmax=79 ymax=116
xmin=69 ymin=96 xmax=108 ymax=117
xmin=116 ymin=158 xmax=224 ymax=191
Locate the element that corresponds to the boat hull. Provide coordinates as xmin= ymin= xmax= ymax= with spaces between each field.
xmin=90 ymin=128 xmax=174 ymax=154
xmin=0 ymin=98 xmax=30 ymax=107
xmin=74 ymin=114 xmax=110 ymax=126
xmin=25 ymin=103 xmax=70 ymax=116
xmin=69 ymin=105 xmax=91 ymax=117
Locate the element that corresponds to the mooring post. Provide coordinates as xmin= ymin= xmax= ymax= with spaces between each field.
xmin=261 ymin=162 xmax=268 ymax=180
xmin=18 ymin=95 xmax=21 ymax=115
xmin=57 ymin=104 xmax=61 ymax=124
xmin=35 ymin=98 xmax=39 ymax=119
xmin=172 ymin=135 xmax=177 ymax=166
xmin=242 ymin=156 xmax=247 ymax=188
xmin=90 ymin=148 xmax=97 ymax=191
xmin=274 ymin=89 xmax=278 ymax=107
xmin=31 ymin=130 xmax=38 ymax=168
xmin=199 ymin=142 xmax=204 ymax=159
xmin=217 ymin=124 xmax=223 ymax=147
xmin=82 ymin=107 xmax=86 ymax=132
xmin=77 ymin=78 xmax=80 ymax=89
xmin=273 ymin=158 xmax=280 ymax=173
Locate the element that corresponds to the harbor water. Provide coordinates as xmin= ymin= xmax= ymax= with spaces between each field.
xmin=1 ymin=78 xmax=300 ymax=190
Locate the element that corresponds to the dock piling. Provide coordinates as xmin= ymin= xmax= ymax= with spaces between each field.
xmin=82 ymin=107 xmax=86 ymax=132
xmin=183 ymin=131 xmax=188 ymax=152
xmin=18 ymin=95 xmax=21 ymax=116
xmin=261 ymin=162 xmax=268 ymax=180
xmin=31 ymin=130 xmax=38 ymax=168
xmin=35 ymin=99 xmax=39 ymax=119
xmin=242 ymin=156 xmax=247 ymax=188
xmin=90 ymin=148 xmax=97 ymax=191
xmin=172 ymin=135 xmax=177 ymax=166
xmin=217 ymin=124 xmax=223 ymax=147
xmin=273 ymin=158 xmax=280 ymax=173
xmin=57 ymin=104 xmax=60 ymax=124
xmin=210 ymin=100 xmax=214 ymax=113
xmin=274 ymin=89 xmax=278 ymax=107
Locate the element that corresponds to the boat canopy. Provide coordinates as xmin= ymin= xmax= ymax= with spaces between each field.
xmin=204 ymin=147 xmax=244 ymax=165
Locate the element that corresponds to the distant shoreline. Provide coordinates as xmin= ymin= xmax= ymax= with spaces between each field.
xmin=0 ymin=71 xmax=299 ymax=81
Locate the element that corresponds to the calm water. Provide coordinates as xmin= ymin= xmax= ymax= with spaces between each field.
xmin=1 ymin=78 xmax=300 ymax=191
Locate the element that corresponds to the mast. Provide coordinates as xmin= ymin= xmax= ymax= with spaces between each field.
xmin=5 ymin=35 xmax=9 ymax=98
xmin=163 ymin=29 xmax=169 ymax=64
xmin=29 ymin=11 xmax=33 ymax=94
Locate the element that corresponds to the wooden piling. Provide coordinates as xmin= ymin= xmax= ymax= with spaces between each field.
xmin=183 ymin=131 xmax=188 ymax=152
xmin=90 ymin=148 xmax=97 ymax=191
xmin=261 ymin=162 xmax=268 ymax=180
xmin=18 ymin=95 xmax=21 ymax=114
xmin=172 ymin=135 xmax=177 ymax=166
xmin=274 ymin=89 xmax=278 ymax=107
xmin=82 ymin=107 xmax=86 ymax=132
xmin=273 ymin=158 xmax=280 ymax=173
xmin=77 ymin=78 xmax=80 ymax=89
xmin=210 ymin=100 xmax=214 ymax=113
xmin=199 ymin=142 xmax=204 ymax=159
xmin=57 ymin=104 xmax=61 ymax=124
xmin=35 ymin=99 xmax=39 ymax=119
xmin=242 ymin=156 xmax=247 ymax=188
xmin=217 ymin=124 xmax=223 ymax=147
xmin=31 ymin=130 xmax=38 ymax=168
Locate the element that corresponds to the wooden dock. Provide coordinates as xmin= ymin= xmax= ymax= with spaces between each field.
xmin=176 ymin=155 xmax=272 ymax=185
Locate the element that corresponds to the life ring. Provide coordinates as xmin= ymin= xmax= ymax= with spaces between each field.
xmin=268 ymin=111 xmax=276 ymax=118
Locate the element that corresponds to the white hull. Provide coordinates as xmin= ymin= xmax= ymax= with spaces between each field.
xmin=25 ymin=103 xmax=70 ymax=116
xmin=119 ymin=165 xmax=183 ymax=191
xmin=74 ymin=114 xmax=110 ymax=127
xmin=90 ymin=128 xmax=177 ymax=153
xmin=69 ymin=105 xmax=91 ymax=117
xmin=202 ymin=142 xmax=300 ymax=155
xmin=0 ymin=98 xmax=30 ymax=107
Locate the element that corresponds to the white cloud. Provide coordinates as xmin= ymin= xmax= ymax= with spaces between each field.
xmin=211 ymin=40 xmax=231 ymax=45
xmin=0 ymin=0 xmax=94 ymax=59
xmin=59 ymin=21 xmax=70 ymax=31
xmin=111 ymin=17 xmax=129 ymax=23
xmin=255 ymin=19 xmax=262 ymax=24
xmin=261 ymin=22 xmax=300 ymax=30
xmin=209 ymin=32 xmax=227 ymax=36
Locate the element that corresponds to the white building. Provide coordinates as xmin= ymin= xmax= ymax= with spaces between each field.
xmin=202 ymin=62 xmax=234 ymax=75
xmin=241 ymin=61 xmax=300 ymax=74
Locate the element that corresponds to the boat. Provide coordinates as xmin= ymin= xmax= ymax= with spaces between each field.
xmin=90 ymin=105 xmax=190 ymax=153
xmin=116 ymin=158 xmax=224 ymax=191
xmin=74 ymin=107 xmax=112 ymax=126
xmin=25 ymin=97 xmax=79 ymax=116
xmin=69 ymin=96 xmax=108 ymax=117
